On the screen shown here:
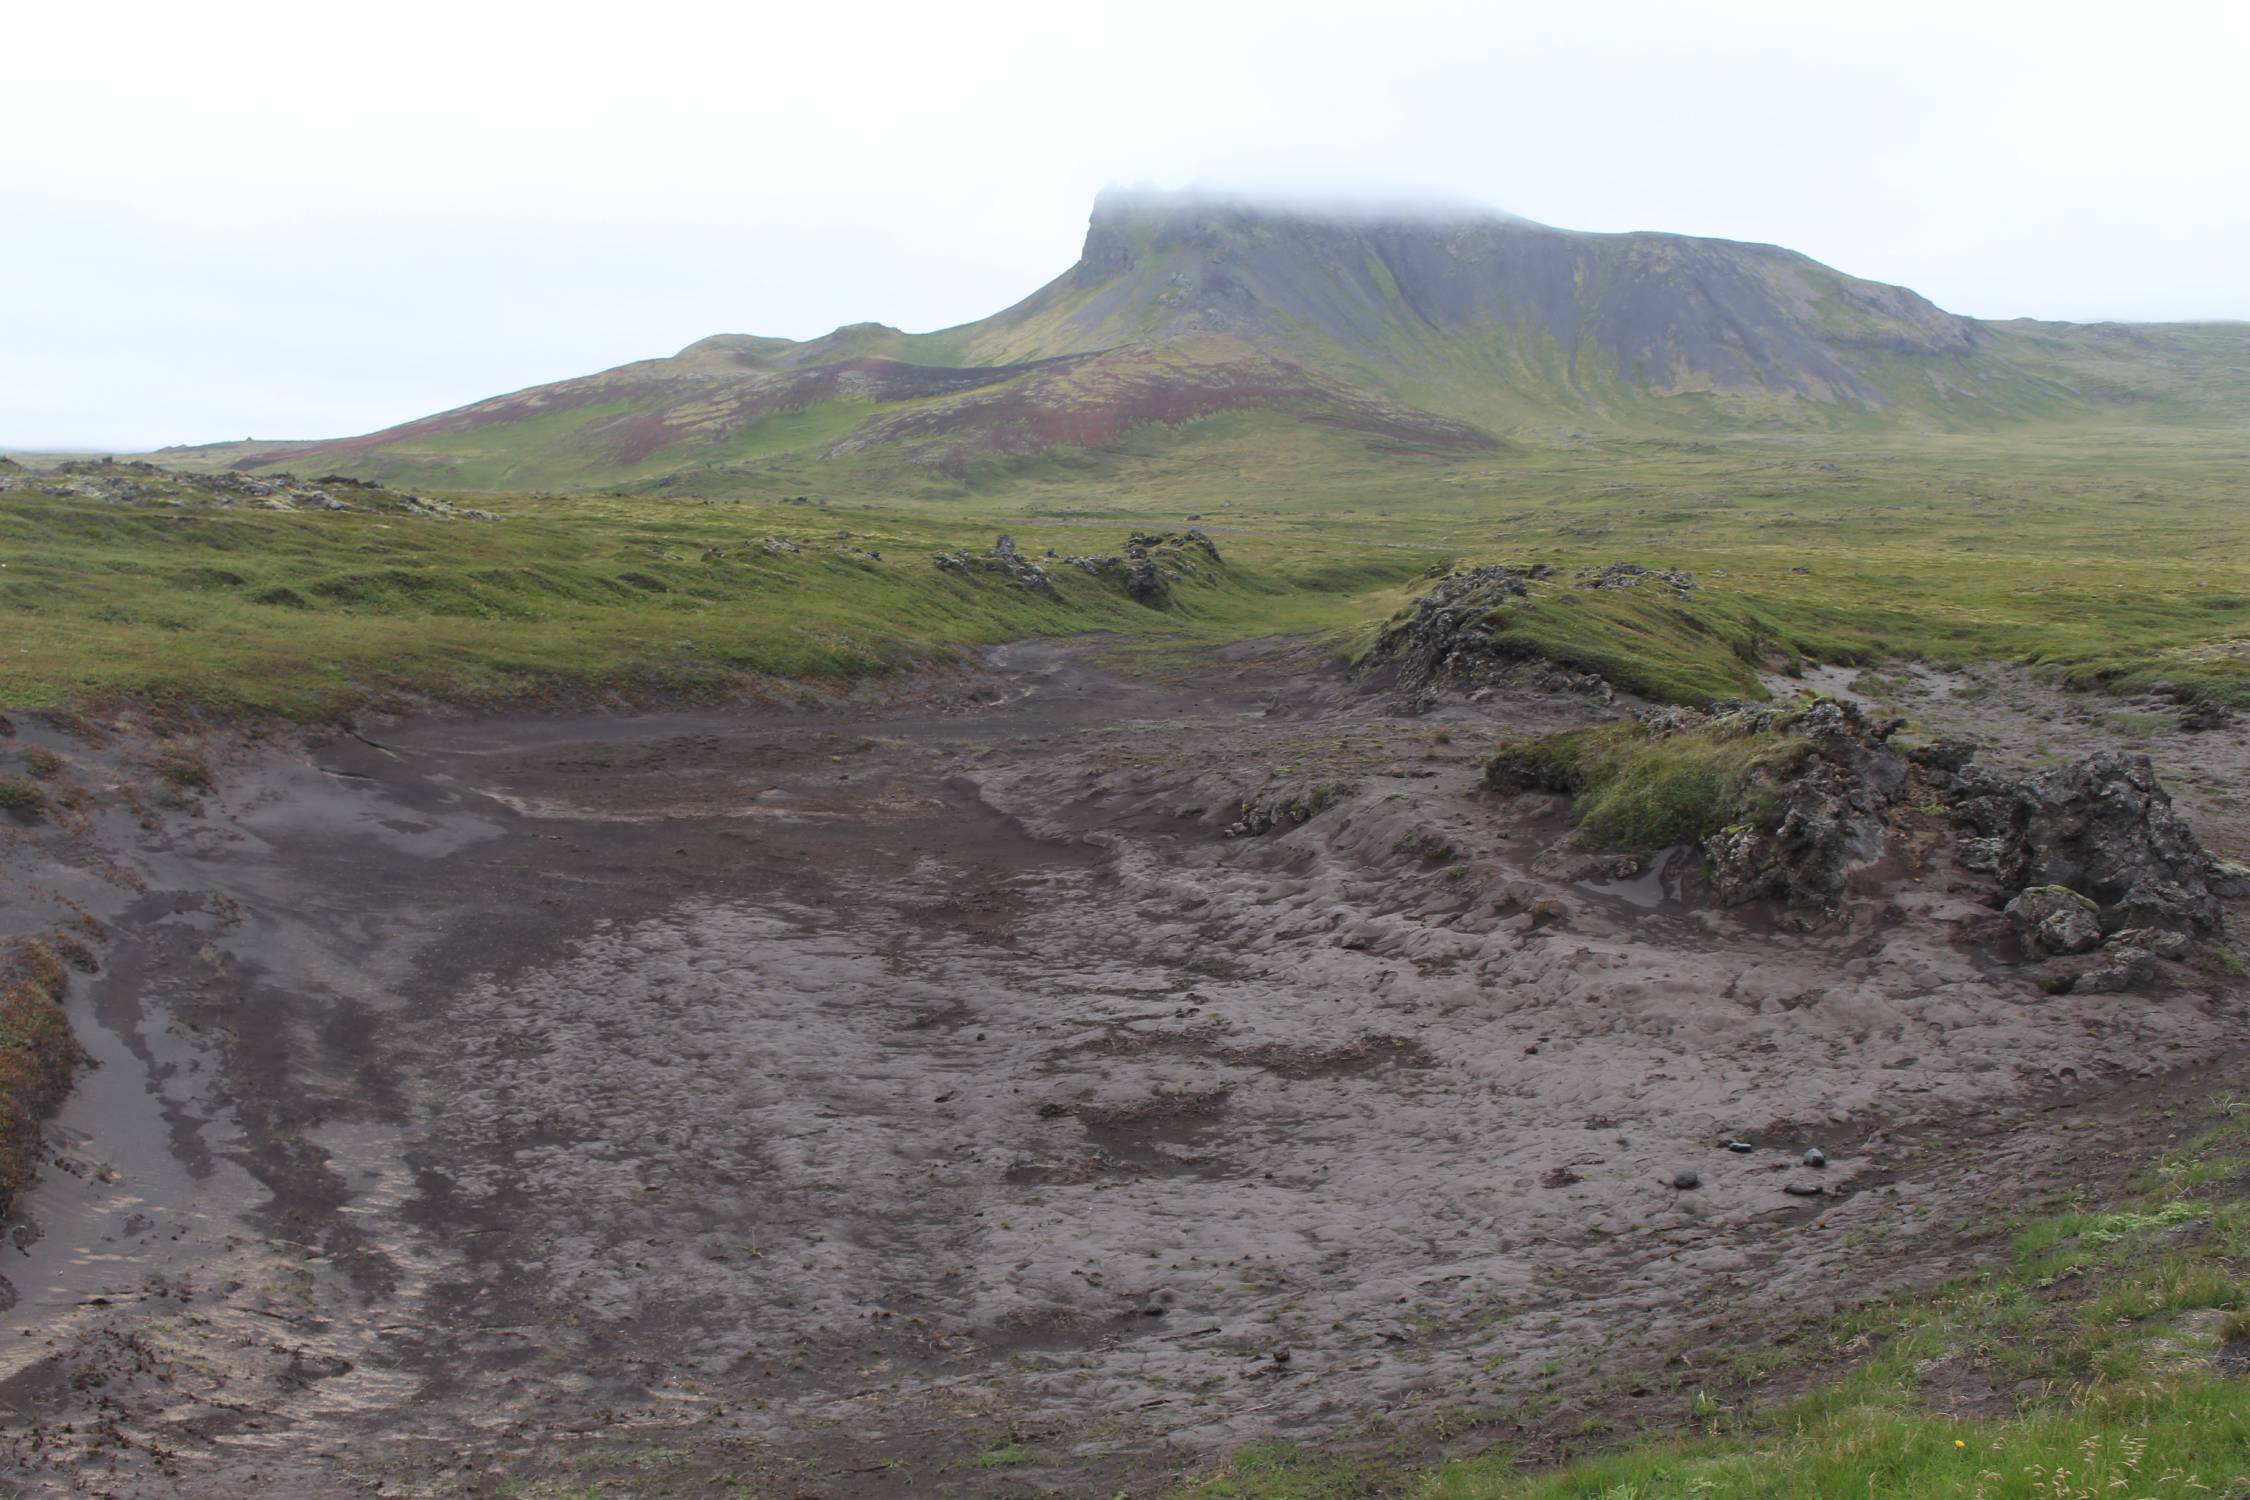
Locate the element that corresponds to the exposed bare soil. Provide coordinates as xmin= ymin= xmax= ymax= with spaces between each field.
xmin=1 ymin=643 xmax=2244 ymax=1497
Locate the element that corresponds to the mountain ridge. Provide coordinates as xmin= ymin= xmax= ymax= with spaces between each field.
xmin=214 ymin=190 xmax=2250 ymax=488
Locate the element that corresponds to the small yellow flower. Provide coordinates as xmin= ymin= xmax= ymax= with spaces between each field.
xmin=1953 ymin=1439 xmax=1966 ymax=1449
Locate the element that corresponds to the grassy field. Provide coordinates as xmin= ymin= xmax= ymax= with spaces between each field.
xmin=1181 ymin=1093 xmax=2250 ymax=1499
xmin=0 ymin=489 xmax=1419 ymax=717
xmin=6 ymin=412 xmax=2249 ymax=718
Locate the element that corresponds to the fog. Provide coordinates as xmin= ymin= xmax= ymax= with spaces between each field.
xmin=6 ymin=0 xmax=2245 ymax=449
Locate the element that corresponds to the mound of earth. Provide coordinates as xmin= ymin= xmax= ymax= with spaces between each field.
xmin=931 ymin=529 xmax=1225 ymax=608
xmin=0 ymin=458 xmax=498 ymax=519
xmin=1484 ymin=695 xmax=1911 ymax=908
xmin=1362 ymin=561 xmax=1621 ymax=701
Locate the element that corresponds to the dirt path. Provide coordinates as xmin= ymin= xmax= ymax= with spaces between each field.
xmin=1 ymin=643 xmax=2244 ymax=1497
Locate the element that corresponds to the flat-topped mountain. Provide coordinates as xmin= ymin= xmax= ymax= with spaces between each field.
xmin=217 ymin=189 xmax=2250 ymax=489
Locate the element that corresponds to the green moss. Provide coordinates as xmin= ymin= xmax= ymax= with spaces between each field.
xmin=973 ymin=1443 xmax=1035 ymax=1470
xmin=0 ymin=777 xmax=45 ymax=817
xmin=0 ymin=940 xmax=87 ymax=1209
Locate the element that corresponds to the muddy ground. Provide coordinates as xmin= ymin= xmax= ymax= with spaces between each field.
xmin=0 ymin=642 xmax=2244 ymax=1497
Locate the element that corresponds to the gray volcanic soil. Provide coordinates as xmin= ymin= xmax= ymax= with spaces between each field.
xmin=1 ymin=642 xmax=2245 ymax=1497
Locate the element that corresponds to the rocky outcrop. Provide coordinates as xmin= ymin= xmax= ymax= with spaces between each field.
xmin=933 ymin=535 xmax=1058 ymax=596
xmin=1941 ymin=751 xmax=2222 ymax=937
xmin=1064 ymin=529 xmax=1222 ymax=610
xmin=1691 ymin=699 xmax=1909 ymax=907
xmin=1487 ymin=696 xmax=1911 ymax=909
xmin=1917 ymin=745 xmax=2227 ymax=993
xmin=1365 ymin=563 xmax=1600 ymax=701
xmin=934 ymin=529 xmax=1226 ymax=608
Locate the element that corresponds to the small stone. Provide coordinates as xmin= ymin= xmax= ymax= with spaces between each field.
xmin=1271 ymin=1347 xmax=1291 ymax=1364
xmin=1672 ymin=1170 xmax=1701 ymax=1190
xmin=1803 ymin=1148 xmax=1826 ymax=1168
xmin=1724 ymin=1140 xmax=1754 ymax=1154
xmin=1783 ymin=1182 xmax=1825 ymax=1198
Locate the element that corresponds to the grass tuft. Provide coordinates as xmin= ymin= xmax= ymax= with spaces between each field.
xmin=1486 ymin=719 xmax=1810 ymax=849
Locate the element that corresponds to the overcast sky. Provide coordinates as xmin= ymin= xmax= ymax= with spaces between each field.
xmin=7 ymin=0 xmax=2245 ymax=450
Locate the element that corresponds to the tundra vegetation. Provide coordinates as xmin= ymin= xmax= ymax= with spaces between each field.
xmin=7 ymin=421 xmax=2250 ymax=717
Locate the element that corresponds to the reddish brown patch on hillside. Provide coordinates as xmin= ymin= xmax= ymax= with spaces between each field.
xmin=239 ymin=343 xmax=1492 ymax=480
xmin=836 ymin=348 xmax=1495 ymax=471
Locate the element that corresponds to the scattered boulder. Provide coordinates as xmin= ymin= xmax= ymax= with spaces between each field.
xmin=2005 ymin=885 xmax=2104 ymax=957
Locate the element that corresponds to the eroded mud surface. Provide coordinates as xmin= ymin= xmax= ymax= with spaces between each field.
xmin=1 ymin=643 xmax=2245 ymax=1496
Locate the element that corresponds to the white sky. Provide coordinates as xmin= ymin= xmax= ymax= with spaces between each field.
xmin=6 ymin=0 xmax=2246 ymax=450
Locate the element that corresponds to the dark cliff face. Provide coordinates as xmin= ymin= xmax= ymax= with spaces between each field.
xmin=1055 ymin=189 xmax=1982 ymax=404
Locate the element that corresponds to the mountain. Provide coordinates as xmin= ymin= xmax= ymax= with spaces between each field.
xmin=223 ymin=190 xmax=2250 ymax=489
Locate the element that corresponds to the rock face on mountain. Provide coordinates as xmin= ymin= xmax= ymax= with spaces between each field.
xmin=992 ymin=189 xmax=1984 ymax=408
xmin=201 ymin=190 xmax=2250 ymax=491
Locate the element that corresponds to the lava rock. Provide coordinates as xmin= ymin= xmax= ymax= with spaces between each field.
xmin=2071 ymin=945 xmax=2158 ymax=995
xmin=1672 ymin=1170 xmax=1702 ymax=1190
xmin=1698 ymin=699 xmax=1909 ymax=907
xmin=2108 ymin=927 xmax=2193 ymax=960
xmin=2006 ymin=885 xmax=2104 ymax=957
xmin=1957 ymin=752 xmax=2221 ymax=935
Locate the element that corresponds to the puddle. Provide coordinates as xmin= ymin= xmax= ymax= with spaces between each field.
xmin=1579 ymin=845 xmax=1692 ymax=910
